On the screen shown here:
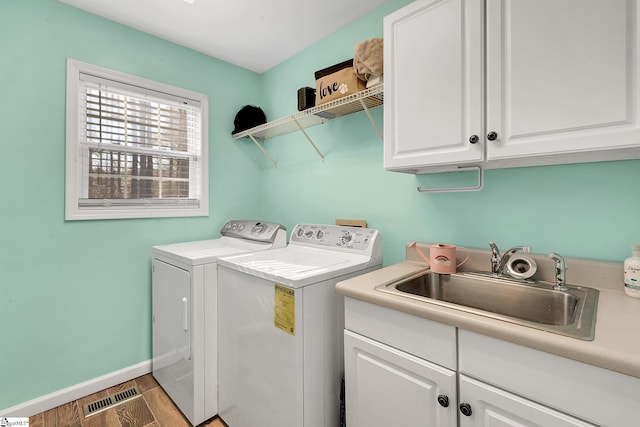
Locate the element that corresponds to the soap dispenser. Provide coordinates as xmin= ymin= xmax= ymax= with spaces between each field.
xmin=624 ymin=243 xmax=640 ymax=298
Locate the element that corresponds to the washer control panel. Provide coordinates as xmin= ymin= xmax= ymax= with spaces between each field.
xmin=290 ymin=224 xmax=379 ymax=251
xmin=220 ymin=220 xmax=286 ymax=243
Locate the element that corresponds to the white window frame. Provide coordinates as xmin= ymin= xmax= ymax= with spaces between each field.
xmin=65 ymin=58 xmax=209 ymax=220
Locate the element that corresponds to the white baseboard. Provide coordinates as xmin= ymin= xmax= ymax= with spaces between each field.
xmin=0 ymin=360 xmax=152 ymax=417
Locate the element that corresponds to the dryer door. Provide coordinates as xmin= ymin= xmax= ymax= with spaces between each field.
xmin=152 ymin=259 xmax=192 ymax=369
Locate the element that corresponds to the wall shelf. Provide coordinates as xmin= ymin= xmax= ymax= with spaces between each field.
xmin=232 ymin=84 xmax=384 ymax=167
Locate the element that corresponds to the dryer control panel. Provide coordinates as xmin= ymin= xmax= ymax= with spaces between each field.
xmin=220 ymin=220 xmax=287 ymax=243
xmin=290 ymin=224 xmax=380 ymax=252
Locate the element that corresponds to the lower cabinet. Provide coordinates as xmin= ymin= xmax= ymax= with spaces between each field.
xmin=459 ymin=329 xmax=640 ymax=427
xmin=345 ymin=330 xmax=457 ymax=427
xmin=345 ymin=329 xmax=593 ymax=427
xmin=343 ymin=297 xmax=630 ymax=427
xmin=458 ymin=375 xmax=596 ymax=427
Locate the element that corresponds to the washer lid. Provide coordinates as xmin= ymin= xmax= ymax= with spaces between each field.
xmin=217 ymin=245 xmax=380 ymax=288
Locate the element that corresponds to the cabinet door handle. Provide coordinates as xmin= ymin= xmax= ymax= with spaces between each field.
xmin=487 ymin=131 xmax=498 ymax=141
xmin=437 ymin=395 xmax=449 ymax=407
xmin=468 ymin=135 xmax=479 ymax=144
xmin=459 ymin=403 xmax=473 ymax=416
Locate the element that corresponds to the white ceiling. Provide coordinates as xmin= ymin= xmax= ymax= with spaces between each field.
xmin=59 ymin=0 xmax=390 ymax=73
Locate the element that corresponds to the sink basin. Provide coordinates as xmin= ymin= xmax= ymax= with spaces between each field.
xmin=377 ymin=271 xmax=599 ymax=340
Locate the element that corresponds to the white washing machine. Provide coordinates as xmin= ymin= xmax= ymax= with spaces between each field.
xmin=151 ymin=220 xmax=286 ymax=426
xmin=217 ymin=223 xmax=382 ymax=427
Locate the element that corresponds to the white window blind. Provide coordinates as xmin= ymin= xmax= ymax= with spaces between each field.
xmin=66 ymin=59 xmax=209 ymax=220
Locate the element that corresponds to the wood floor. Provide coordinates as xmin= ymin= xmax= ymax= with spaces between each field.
xmin=28 ymin=374 xmax=226 ymax=427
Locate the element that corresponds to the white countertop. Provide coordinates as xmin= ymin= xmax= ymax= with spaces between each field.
xmin=335 ymin=245 xmax=640 ymax=380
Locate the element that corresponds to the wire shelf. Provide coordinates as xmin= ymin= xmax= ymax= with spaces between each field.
xmin=232 ymin=84 xmax=384 ymax=140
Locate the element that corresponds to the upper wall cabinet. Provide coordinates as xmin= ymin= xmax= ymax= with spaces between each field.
xmin=384 ymin=0 xmax=640 ymax=174
xmin=384 ymin=0 xmax=484 ymax=173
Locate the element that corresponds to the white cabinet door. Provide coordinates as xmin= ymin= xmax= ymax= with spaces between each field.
xmin=486 ymin=0 xmax=640 ymax=164
xmin=384 ymin=0 xmax=484 ymax=173
xmin=459 ymin=375 xmax=597 ymax=427
xmin=344 ymin=330 xmax=457 ymax=427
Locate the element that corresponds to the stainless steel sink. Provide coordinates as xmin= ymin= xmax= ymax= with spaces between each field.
xmin=377 ymin=271 xmax=599 ymax=340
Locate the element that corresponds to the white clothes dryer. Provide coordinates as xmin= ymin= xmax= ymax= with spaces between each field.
xmin=217 ymin=223 xmax=382 ymax=427
xmin=151 ymin=220 xmax=286 ymax=426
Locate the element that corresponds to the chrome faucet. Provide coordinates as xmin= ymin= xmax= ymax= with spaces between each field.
xmin=548 ymin=252 xmax=568 ymax=291
xmin=489 ymin=242 xmax=531 ymax=276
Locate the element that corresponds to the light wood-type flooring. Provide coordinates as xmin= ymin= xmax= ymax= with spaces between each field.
xmin=28 ymin=374 xmax=226 ymax=427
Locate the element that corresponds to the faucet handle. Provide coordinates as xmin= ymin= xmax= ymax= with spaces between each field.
xmin=489 ymin=242 xmax=500 ymax=274
xmin=548 ymin=252 xmax=568 ymax=290
xmin=489 ymin=241 xmax=500 ymax=256
xmin=548 ymin=252 xmax=567 ymax=269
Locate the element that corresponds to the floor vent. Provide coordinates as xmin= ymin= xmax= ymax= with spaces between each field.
xmin=82 ymin=386 xmax=141 ymax=417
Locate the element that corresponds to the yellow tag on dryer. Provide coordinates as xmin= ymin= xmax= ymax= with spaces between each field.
xmin=274 ymin=284 xmax=295 ymax=335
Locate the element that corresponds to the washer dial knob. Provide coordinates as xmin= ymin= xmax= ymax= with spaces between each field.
xmin=341 ymin=232 xmax=354 ymax=245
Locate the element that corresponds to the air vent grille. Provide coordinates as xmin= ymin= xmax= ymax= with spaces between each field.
xmin=82 ymin=386 xmax=141 ymax=417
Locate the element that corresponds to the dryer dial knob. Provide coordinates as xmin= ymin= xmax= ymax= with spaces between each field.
xmin=252 ymin=223 xmax=267 ymax=234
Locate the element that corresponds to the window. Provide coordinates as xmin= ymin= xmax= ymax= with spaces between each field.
xmin=65 ymin=59 xmax=208 ymax=220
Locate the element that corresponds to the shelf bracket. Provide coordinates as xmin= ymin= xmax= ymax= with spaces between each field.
xmin=293 ymin=118 xmax=325 ymax=162
xmin=417 ymin=166 xmax=484 ymax=193
xmin=359 ymin=98 xmax=383 ymax=141
xmin=248 ymin=134 xmax=278 ymax=168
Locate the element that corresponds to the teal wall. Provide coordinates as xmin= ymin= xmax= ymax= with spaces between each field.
xmin=0 ymin=0 xmax=265 ymax=410
xmin=2 ymin=0 xmax=640 ymax=413
xmin=260 ymin=0 xmax=640 ymax=267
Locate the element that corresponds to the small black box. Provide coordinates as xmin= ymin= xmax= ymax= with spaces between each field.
xmin=297 ymin=87 xmax=316 ymax=111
